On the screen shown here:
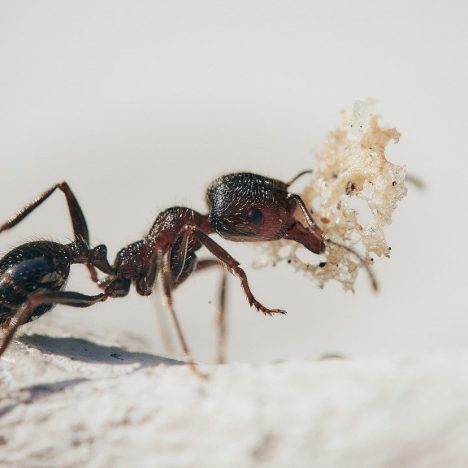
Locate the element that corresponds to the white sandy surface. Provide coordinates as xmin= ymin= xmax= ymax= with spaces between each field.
xmin=1 ymin=323 xmax=468 ymax=468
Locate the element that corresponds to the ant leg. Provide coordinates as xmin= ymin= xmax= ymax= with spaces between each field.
xmin=0 ymin=182 xmax=89 ymax=243
xmin=0 ymin=291 xmax=107 ymax=358
xmin=0 ymin=182 xmax=100 ymax=283
xmin=96 ymin=276 xmax=115 ymax=290
xmin=192 ymin=259 xmax=228 ymax=364
xmin=152 ymin=292 xmax=177 ymax=355
xmin=159 ymin=251 xmax=207 ymax=379
xmin=182 ymin=226 xmax=286 ymax=316
xmin=216 ymin=270 xmax=227 ymax=364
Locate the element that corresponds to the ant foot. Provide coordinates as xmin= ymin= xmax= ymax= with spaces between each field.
xmin=265 ymin=308 xmax=287 ymax=316
xmin=187 ymin=361 xmax=209 ymax=380
xmin=251 ymin=300 xmax=287 ymax=316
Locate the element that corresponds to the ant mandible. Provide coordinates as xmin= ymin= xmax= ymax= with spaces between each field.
xmin=0 ymin=171 xmax=374 ymax=377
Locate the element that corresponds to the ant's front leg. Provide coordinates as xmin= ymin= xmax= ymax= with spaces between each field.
xmin=180 ymin=226 xmax=286 ymax=316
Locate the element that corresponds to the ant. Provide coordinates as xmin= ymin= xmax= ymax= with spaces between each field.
xmin=0 ymin=171 xmax=376 ymax=377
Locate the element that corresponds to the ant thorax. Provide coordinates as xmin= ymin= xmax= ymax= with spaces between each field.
xmin=146 ymin=207 xmax=211 ymax=251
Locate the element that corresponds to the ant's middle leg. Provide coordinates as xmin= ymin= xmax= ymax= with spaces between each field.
xmin=188 ymin=259 xmax=228 ymax=364
xmin=157 ymin=258 xmax=228 ymax=364
xmin=0 ymin=291 xmax=107 ymax=358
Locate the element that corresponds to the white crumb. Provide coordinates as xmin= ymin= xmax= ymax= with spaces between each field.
xmin=256 ymin=100 xmax=407 ymax=291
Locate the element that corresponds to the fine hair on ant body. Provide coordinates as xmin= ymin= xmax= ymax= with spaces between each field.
xmin=0 ymin=171 xmax=376 ymax=377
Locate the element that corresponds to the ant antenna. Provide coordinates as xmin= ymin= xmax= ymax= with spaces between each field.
xmin=324 ymin=238 xmax=379 ymax=292
xmin=405 ymin=174 xmax=426 ymax=190
xmin=286 ymin=170 xmax=313 ymax=187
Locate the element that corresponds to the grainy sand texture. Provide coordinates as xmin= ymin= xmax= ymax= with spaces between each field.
xmin=1 ymin=323 xmax=468 ymax=468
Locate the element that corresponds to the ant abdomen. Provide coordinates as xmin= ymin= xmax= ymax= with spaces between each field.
xmin=0 ymin=241 xmax=71 ymax=326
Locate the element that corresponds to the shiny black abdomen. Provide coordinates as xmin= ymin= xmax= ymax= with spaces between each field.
xmin=0 ymin=241 xmax=71 ymax=326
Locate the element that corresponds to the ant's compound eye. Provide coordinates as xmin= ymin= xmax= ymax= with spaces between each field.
xmin=247 ymin=208 xmax=263 ymax=224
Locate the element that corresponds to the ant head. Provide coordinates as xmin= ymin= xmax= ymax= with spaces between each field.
xmin=206 ymin=172 xmax=325 ymax=254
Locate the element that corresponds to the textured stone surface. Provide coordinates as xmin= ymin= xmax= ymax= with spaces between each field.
xmin=1 ymin=325 xmax=468 ymax=468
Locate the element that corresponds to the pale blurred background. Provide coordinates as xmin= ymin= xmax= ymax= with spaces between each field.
xmin=0 ymin=1 xmax=466 ymax=363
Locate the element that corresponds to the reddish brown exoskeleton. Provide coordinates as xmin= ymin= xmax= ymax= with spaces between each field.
xmin=0 ymin=171 xmax=374 ymax=376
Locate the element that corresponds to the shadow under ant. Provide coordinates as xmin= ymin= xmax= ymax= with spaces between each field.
xmin=0 ymin=336 xmax=182 ymax=421
xmin=19 ymin=334 xmax=182 ymax=367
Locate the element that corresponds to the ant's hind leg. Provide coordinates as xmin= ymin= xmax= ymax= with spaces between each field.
xmin=0 ymin=182 xmax=102 ymax=285
xmin=159 ymin=252 xmax=207 ymax=379
xmin=0 ymin=182 xmax=90 ymax=243
xmin=193 ymin=259 xmax=228 ymax=364
xmin=0 ymin=291 xmax=107 ymax=358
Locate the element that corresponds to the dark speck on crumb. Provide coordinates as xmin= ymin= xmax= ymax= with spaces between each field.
xmin=346 ymin=181 xmax=356 ymax=195
xmin=319 ymin=262 xmax=327 ymax=268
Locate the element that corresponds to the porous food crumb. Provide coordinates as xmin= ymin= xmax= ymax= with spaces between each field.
xmin=256 ymin=100 xmax=407 ymax=291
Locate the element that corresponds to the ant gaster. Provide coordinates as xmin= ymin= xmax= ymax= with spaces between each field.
xmin=0 ymin=171 xmax=373 ymax=376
